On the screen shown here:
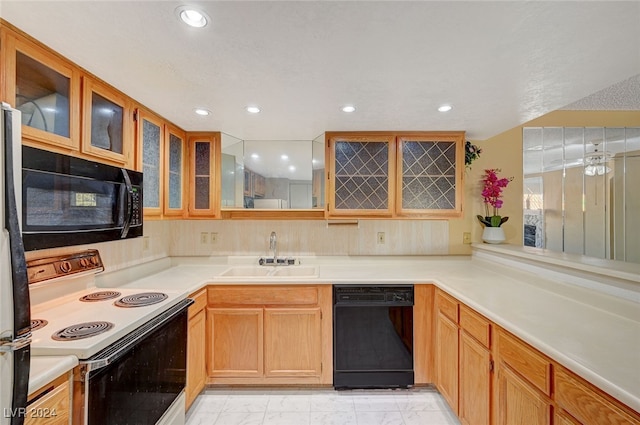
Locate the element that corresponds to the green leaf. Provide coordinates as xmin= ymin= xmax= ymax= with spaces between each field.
xmin=476 ymin=215 xmax=491 ymax=227
xmin=490 ymin=216 xmax=502 ymax=227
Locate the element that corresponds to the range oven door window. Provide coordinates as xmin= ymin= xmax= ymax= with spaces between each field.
xmin=86 ymin=308 xmax=187 ymax=425
xmin=333 ymin=285 xmax=414 ymax=389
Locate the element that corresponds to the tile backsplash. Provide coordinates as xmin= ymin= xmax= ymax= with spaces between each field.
xmin=25 ymin=219 xmax=449 ymax=275
xmin=170 ymin=219 xmax=449 ymax=257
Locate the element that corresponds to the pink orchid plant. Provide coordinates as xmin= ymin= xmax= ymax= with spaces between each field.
xmin=477 ymin=168 xmax=513 ymax=227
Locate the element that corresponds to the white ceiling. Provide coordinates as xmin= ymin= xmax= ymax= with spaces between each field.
xmin=1 ymin=1 xmax=639 ymax=141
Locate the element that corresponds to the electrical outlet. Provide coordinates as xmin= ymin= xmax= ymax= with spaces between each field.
xmin=200 ymin=232 xmax=209 ymax=244
xmin=377 ymin=232 xmax=385 ymax=244
xmin=142 ymin=236 xmax=150 ymax=251
xmin=463 ymin=232 xmax=472 ymax=244
xmin=210 ymin=232 xmax=218 ymax=243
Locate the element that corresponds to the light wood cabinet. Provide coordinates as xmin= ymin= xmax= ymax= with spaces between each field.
xmin=435 ymin=290 xmax=459 ymax=413
xmin=396 ymin=135 xmax=463 ymax=217
xmin=186 ymin=289 xmax=207 ymax=411
xmin=2 ymin=27 xmax=81 ymax=151
xmin=207 ymin=307 xmax=264 ymax=377
xmin=164 ymin=124 xmax=187 ymax=217
xmin=205 ymin=285 xmax=331 ymax=385
xmin=496 ymin=363 xmax=551 ymax=425
xmin=326 ymin=132 xmax=464 ymax=219
xmin=136 ymin=108 xmax=164 ymax=217
xmin=555 ymin=365 xmax=639 ymax=425
xmin=188 ymin=132 xmax=221 ymax=217
xmin=327 ymin=134 xmax=396 ymax=217
xmin=81 ymin=76 xmax=133 ymax=167
xmin=459 ymin=325 xmax=491 ymax=425
xmin=25 ymin=374 xmax=71 ymax=425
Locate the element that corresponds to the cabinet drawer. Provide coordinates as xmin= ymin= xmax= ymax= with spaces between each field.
xmin=555 ymin=366 xmax=639 ymax=425
xmin=436 ymin=290 xmax=458 ymax=323
xmin=460 ymin=304 xmax=491 ymax=348
xmin=496 ymin=330 xmax=551 ymax=396
xmin=25 ymin=379 xmax=70 ymax=425
xmin=208 ymin=286 xmax=319 ymax=306
xmin=188 ymin=289 xmax=207 ymax=318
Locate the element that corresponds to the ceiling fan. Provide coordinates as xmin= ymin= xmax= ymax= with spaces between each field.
xmin=583 ymin=142 xmax=612 ymax=176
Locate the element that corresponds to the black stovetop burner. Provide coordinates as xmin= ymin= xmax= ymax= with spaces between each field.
xmin=52 ymin=321 xmax=115 ymax=341
xmin=79 ymin=291 xmax=122 ymax=302
xmin=30 ymin=319 xmax=48 ymax=332
xmin=114 ymin=292 xmax=168 ymax=308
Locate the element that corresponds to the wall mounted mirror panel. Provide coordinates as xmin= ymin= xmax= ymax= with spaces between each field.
xmin=523 ymin=126 xmax=640 ymax=263
xmin=220 ymin=135 xmax=326 ymax=210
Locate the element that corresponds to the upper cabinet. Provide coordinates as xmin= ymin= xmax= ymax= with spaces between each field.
xmin=327 ymin=132 xmax=464 ymax=218
xmin=397 ymin=134 xmax=463 ymax=217
xmin=2 ymin=28 xmax=81 ymax=150
xmin=136 ymin=108 xmax=164 ymax=217
xmin=81 ymin=76 xmax=133 ymax=167
xmin=164 ymin=124 xmax=187 ymax=217
xmin=327 ymin=134 xmax=396 ymax=217
xmin=188 ymin=132 xmax=220 ymax=217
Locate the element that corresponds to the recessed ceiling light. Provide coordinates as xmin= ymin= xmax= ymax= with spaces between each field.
xmin=194 ymin=108 xmax=211 ymax=116
xmin=438 ymin=104 xmax=453 ymax=112
xmin=176 ymin=6 xmax=209 ymax=28
xmin=251 ymin=153 xmax=259 ymax=159
xmin=281 ymin=154 xmax=289 ymax=160
xmin=246 ymin=106 xmax=261 ymax=114
xmin=288 ymin=165 xmax=296 ymax=172
xmin=342 ymin=105 xmax=356 ymax=113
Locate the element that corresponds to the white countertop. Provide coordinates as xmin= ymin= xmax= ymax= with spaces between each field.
xmin=29 ymin=356 xmax=78 ymax=395
xmin=31 ymin=247 xmax=640 ymax=412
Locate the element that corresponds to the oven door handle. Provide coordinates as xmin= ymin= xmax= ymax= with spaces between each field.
xmin=120 ymin=168 xmax=133 ymax=238
xmin=80 ymin=298 xmax=193 ymax=373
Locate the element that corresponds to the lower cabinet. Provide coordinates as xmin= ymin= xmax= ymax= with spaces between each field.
xmin=185 ymin=289 xmax=207 ymax=410
xmin=25 ymin=374 xmax=71 ymax=425
xmin=435 ymin=308 xmax=459 ymax=412
xmin=206 ymin=285 xmax=332 ymax=385
xmin=496 ymin=363 xmax=551 ymax=425
xmin=459 ymin=331 xmax=491 ymax=425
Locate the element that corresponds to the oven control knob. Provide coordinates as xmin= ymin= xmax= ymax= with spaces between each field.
xmin=90 ymin=256 xmax=100 ymax=266
xmin=59 ymin=261 xmax=72 ymax=273
xmin=79 ymin=258 xmax=90 ymax=268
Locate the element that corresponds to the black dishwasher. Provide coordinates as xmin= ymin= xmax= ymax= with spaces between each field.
xmin=333 ymin=285 xmax=414 ymax=389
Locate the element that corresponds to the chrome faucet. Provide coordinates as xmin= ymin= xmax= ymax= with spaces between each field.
xmin=269 ymin=231 xmax=277 ymax=265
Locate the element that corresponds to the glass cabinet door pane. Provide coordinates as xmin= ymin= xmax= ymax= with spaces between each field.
xmin=16 ymin=51 xmax=71 ymax=137
xmin=334 ymin=141 xmax=389 ymax=210
xmin=168 ymin=134 xmax=183 ymax=209
xmin=194 ymin=141 xmax=211 ymax=210
xmin=142 ymin=119 xmax=161 ymax=209
xmin=90 ymin=92 xmax=124 ymax=154
xmin=401 ymin=140 xmax=456 ymax=210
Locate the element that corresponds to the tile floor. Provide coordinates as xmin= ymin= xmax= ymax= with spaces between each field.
xmin=186 ymin=388 xmax=461 ymax=425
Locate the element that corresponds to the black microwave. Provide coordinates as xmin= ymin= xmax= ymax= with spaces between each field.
xmin=21 ymin=146 xmax=143 ymax=251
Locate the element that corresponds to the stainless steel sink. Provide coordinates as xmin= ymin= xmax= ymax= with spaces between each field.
xmin=216 ymin=265 xmax=319 ymax=278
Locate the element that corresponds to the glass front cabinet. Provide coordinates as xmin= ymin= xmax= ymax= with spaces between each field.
xmin=327 ymin=132 xmax=464 ymax=218
xmin=82 ymin=76 xmax=133 ymax=167
xmin=136 ymin=109 xmax=164 ymax=217
xmin=2 ymin=29 xmax=81 ymax=150
xmin=188 ymin=132 xmax=220 ymax=217
xmin=164 ymin=124 xmax=187 ymax=217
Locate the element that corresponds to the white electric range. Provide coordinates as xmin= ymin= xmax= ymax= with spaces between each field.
xmin=27 ymin=249 xmax=190 ymax=425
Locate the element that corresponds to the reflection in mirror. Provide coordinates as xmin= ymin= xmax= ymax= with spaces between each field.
xmin=312 ymin=133 xmax=326 ymax=209
xmin=220 ymin=135 xmax=325 ymax=210
xmin=523 ymin=127 xmax=640 ymax=263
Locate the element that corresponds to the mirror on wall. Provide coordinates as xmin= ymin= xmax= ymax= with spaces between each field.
xmin=220 ymin=134 xmax=326 ymax=210
xmin=523 ymin=127 xmax=640 ymax=263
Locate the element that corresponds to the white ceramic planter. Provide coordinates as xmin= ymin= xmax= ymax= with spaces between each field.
xmin=482 ymin=227 xmax=506 ymax=244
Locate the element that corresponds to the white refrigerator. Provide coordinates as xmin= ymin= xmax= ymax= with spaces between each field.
xmin=0 ymin=103 xmax=31 ymax=425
